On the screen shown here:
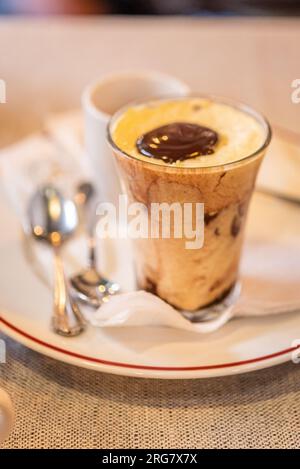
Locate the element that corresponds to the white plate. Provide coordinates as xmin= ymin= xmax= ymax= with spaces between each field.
xmin=0 ymin=182 xmax=300 ymax=378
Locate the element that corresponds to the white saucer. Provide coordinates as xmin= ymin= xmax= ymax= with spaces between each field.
xmin=0 ymin=183 xmax=300 ymax=378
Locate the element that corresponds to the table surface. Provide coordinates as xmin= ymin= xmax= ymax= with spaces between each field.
xmin=0 ymin=16 xmax=300 ymax=449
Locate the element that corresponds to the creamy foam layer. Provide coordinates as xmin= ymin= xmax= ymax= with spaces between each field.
xmin=111 ymin=98 xmax=265 ymax=168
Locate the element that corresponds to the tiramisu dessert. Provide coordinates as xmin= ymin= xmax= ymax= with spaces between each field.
xmin=108 ymin=96 xmax=271 ymax=311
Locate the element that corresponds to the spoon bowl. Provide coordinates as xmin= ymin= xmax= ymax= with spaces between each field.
xmin=29 ymin=186 xmax=78 ymax=246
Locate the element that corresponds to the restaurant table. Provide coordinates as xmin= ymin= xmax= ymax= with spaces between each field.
xmin=0 ymin=16 xmax=300 ymax=449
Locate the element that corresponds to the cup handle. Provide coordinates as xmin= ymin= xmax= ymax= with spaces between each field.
xmin=0 ymin=389 xmax=14 ymax=443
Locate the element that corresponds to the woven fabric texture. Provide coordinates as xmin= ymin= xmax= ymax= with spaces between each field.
xmin=1 ymin=334 xmax=300 ymax=449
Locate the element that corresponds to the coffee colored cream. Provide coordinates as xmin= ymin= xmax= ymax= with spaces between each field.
xmin=109 ymin=97 xmax=270 ymax=311
xmin=112 ymin=98 xmax=265 ymax=167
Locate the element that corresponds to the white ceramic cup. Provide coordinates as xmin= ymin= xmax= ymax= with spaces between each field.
xmin=82 ymin=71 xmax=189 ymax=206
xmin=0 ymin=388 xmax=14 ymax=443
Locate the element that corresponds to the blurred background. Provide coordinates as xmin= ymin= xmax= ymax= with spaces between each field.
xmin=0 ymin=0 xmax=300 ymax=16
xmin=0 ymin=0 xmax=299 ymax=149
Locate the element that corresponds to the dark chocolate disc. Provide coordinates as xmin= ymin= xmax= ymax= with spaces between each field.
xmin=136 ymin=122 xmax=218 ymax=164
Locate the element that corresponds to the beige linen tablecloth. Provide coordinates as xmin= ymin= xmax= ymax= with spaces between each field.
xmin=0 ymin=17 xmax=300 ymax=449
xmin=1 ymin=333 xmax=300 ymax=449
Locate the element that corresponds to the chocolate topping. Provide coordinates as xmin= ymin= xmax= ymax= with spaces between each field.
xmin=136 ymin=122 xmax=218 ymax=164
xmin=231 ymin=215 xmax=241 ymax=237
xmin=204 ymin=211 xmax=219 ymax=225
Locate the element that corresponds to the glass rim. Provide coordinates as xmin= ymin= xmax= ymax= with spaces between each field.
xmin=106 ymin=93 xmax=272 ymax=172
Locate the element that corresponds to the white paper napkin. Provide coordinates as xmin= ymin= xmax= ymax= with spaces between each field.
xmin=257 ymin=126 xmax=300 ymax=201
xmin=0 ymin=115 xmax=91 ymax=229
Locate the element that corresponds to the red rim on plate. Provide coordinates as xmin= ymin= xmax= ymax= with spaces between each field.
xmin=1 ymin=317 xmax=299 ymax=372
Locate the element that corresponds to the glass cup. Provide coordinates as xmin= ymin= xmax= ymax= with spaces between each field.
xmin=107 ymin=95 xmax=271 ymax=313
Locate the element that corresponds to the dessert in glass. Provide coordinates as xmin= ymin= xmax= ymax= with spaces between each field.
xmin=108 ymin=96 xmax=271 ymax=312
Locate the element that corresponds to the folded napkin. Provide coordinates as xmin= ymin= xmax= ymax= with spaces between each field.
xmin=1 ymin=111 xmax=300 ymax=333
xmin=1 ymin=111 xmax=90 ymax=229
xmin=257 ymin=126 xmax=300 ymax=201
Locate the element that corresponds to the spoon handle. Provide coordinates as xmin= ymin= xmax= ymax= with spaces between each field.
xmin=88 ymin=232 xmax=97 ymax=270
xmin=77 ymin=198 xmax=98 ymax=270
xmin=52 ymin=248 xmax=85 ymax=336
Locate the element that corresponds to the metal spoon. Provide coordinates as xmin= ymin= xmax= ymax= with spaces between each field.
xmin=28 ymin=185 xmax=86 ymax=336
xmin=71 ymin=181 xmax=120 ymax=308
